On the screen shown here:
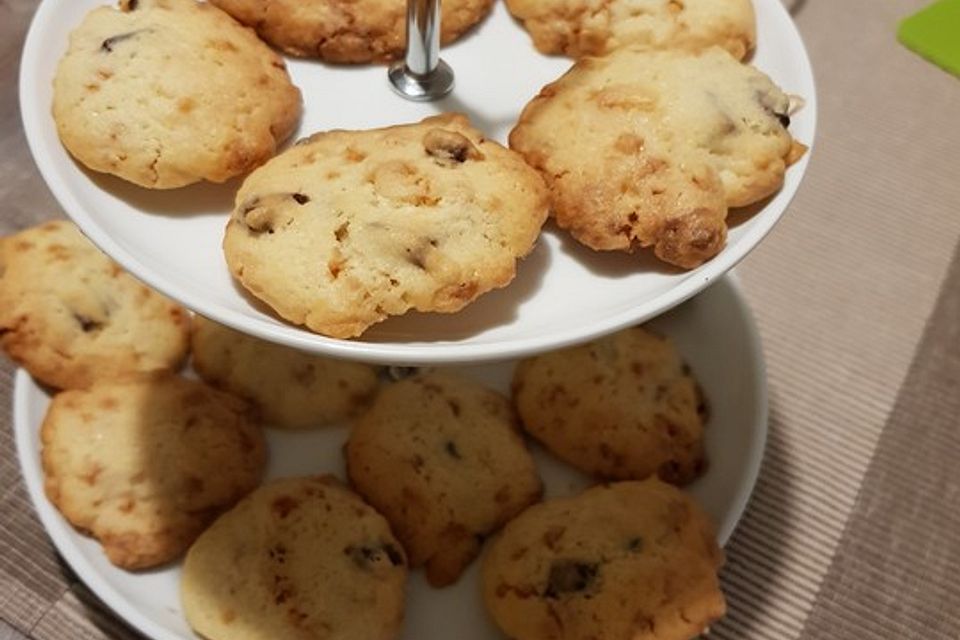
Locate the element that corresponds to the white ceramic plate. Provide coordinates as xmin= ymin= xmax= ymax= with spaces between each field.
xmin=20 ymin=0 xmax=815 ymax=365
xmin=14 ymin=275 xmax=766 ymax=640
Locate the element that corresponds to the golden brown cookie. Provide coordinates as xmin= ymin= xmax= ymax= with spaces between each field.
xmin=223 ymin=114 xmax=549 ymax=339
xmin=191 ymin=316 xmax=380 ymax=429
xmin=41 ymin=374 xmax=266 ymax=570
xmin=505 ymin=0 xmax=756 ymax=59
xmin=181 ymin=475 xmax=407 ymax=640
xmin=346 ymin=372 xmax=542 ymax=586
xmin=53 ymin=0 xmax=302 ymax=189
xmin=482 ymin=480 xmax=726 ymax=640
xmin=510 ymin=46 xmax=806 ymax=269
xmin=209 ymin=0 xmax=494 ymax=63
xmin=0 ymin=221 xmax=190 ymax=390
xmin=513 ymin=326 xmax=708 ymax=484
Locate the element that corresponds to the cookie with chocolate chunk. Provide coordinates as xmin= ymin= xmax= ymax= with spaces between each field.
xmin=510 ymin=46 xmax=806 ymax=269
xmin=513 ymin=326 xmax=707 ymax=484
xmin=346 ymin=372 xmax=542 ymax=586
xmin=223 ymin=113 xmax=549 ymax=339
xmin=53 ymin=0 xmax=301 ymax=189
xmin=209 ymin=0 xmax=493 ymax=63
xmin=191 ymin=316 xmax=380 ymax=429
xmin=181 ymin=476 xmax=407 ymax=640
xmin=482 ymin=480 xmax=725 ymax=640
xmin=41 ymin=374 xmax=266 ymax=570
xmin=505 ymin=0 xmax=755 ymax=59
xmin=0 ymin=221 xmax=189 ymax=390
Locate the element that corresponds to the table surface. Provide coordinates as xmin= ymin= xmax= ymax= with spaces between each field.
xmin=2 ymin=1 xmax=960 ymax=639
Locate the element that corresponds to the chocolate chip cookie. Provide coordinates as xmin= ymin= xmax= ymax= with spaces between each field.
xmin=181 ymin=475 xmax=407 ymax=640
xmin=223 ymin=114 xmax=549 ymax=338
xmin=510 ymin=47 xmax=806 ymax=269
xmin=53 ymin=0 xmax=301 ymax=188
xmin=0 ymin=221 xmax=189 ymax=389
xmin=346 ymin=372 xmax=542 ymax=586
xmin=191 ymin=316 xmax=380 ymax=429
xmin=482 ymin=480 xmax=726 ymax=640
xmin=506 ymin=0 xmax=756 ymax=59
xmin=41 ymin=374 xmax=266 ymax=570
xmin=513 ymin=326 xmax=708 ymax=484
xmin=209 ymin=0 xmax=494 ymax=63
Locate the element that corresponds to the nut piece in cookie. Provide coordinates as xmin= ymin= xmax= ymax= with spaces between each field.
xmin=482 ymin=480 xmax=726 ymax=640
xmin=191 ymin=316 xmax=380 ymax=429
xmin=505 ymin=0 xmax=756 ymax=59
xmin=346 ymin=372 xmax=542 ymax=586
xmin=223 ymin=113 xmax=550 ymax=339
xmin=0 ymin=221 xmax=189 ymax=389
xmin=53 ymin=0 xmax=302 ymax=189
xmin=41 ymin=374 xmax=266 ymax=570
xmin=513 ymin=326 xmax=708 ymax=484
xmin=209 ymin=0 xmax=494 ymax=63
xmin=181 ymin=476 xmax=407 ymax=640
xmin=510 ymin=47 xmax=806 ymax=269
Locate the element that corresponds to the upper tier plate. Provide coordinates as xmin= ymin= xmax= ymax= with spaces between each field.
xmin=20 ymin=0 xmax=816 ymax=365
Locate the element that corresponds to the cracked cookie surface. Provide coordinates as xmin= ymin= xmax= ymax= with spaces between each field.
xmin=223 ymin=113 xmax=549 ymax=339
xmin=0 ymin=221 xmax=189 ymax=389
xmin=513 ymin=326 xmax=708 ymax=484
xmin=191 ymin=315 xmax=380 ymax=429
xmin=181 ymin=476 xmax=407 ymax=640
xmin=346 ymin=372 xmax=542 ymax=586
xmin=510 ymin=46 xmax=806 ymax=269
xmin=41 ymin=374 xmax=267 ymax=570
xmin=482 ymin=480 xmax=725 ymax=640
xmin=505 ymin=0 xmax=756 ymax=59
xmin=53 ymin=0 xmax=302 ymax=189
xmin=209 ymin=0 xmax=494 ymax=63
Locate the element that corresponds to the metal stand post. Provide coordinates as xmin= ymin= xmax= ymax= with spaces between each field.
xmin=388 ymin=0 xmax=454 ymax=101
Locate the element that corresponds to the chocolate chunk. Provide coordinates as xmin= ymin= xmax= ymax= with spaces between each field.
xmin=73 ymin=313 xmax=104 ymax=333
xmin=240 ymin=197 xmax=261 ymax=215
xmin=292 ymin=193 xmax=310 ymax=205
xmin=544 ymin=560 xmax=598 ymax=599
xmin=100 ymin=30 xmax=144 ymax=53
xmin=383 ymin=543 xmax=404 ymax=566
xmin=423 ymin=128 xmax=483 ymax=165
xmin=445 ymin=440 xmax=462 ymax=459
xmin=776 ymin=112 xmax=791 ymax=128
xmin=345 ymin=543 xmax=405 ymax=570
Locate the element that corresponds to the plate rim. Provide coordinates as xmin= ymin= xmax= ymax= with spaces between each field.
xmin=11 ymin=274 xmax=768 ymax=640
xmin=17 ymin=0 xmax=808 ymax=366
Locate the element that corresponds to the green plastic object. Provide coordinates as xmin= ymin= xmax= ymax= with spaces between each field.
xmin=898 ymin=0 xmax=960 ymax=77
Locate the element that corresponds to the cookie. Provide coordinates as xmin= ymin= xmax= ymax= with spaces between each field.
xmin=191 ymin=316 xmax=380 ymax=429
xmin=0 ymin=221 xmax=190 ymax=390
xmin=208 ymin=0 xmax=494 ymax=63
xmin=53 ymin=0 xmax=302 ymax=189
xmin=510 ymin=47 xmax=807 ymax=269
xmin=346 ymin=372 xmax=542 ymax=586
xmin=505 ymin=0 xmax=756 ymax=59
xmin=181 ymin=475 xmax=407 ymax=640
xmin=223 ymin=114 xmax=549 ymax=339
xmin=41 ymin=374 xmax=267 ymax=570
xmin=513 ymin=326 xmax=707 ymax=484
xmin=482 ymin=480 xmax=725 ymax=640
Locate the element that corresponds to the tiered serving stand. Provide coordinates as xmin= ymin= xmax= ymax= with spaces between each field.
xmin=14 ymin=0 xmax=816 ymax=637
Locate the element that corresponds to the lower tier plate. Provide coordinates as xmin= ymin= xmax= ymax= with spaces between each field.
xmin=14 ymin=275 xmax=766 ymax=640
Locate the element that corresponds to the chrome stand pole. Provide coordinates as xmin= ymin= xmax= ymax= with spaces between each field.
xmin=388 ymin=0 xmax=454 ymax=101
